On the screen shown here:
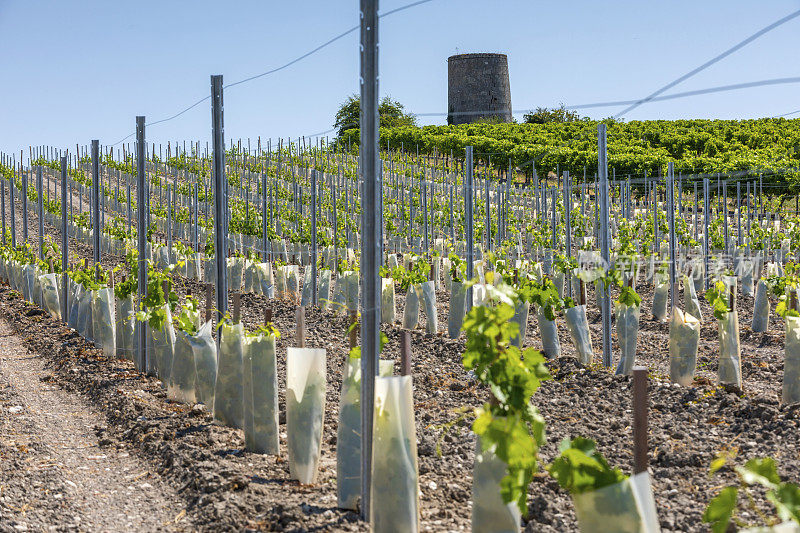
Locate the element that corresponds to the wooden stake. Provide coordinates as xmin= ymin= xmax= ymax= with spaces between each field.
xmin=205 ymin=283 xmax=213 ymax=322
xmin=400 ymin=330 xmax=412 ymax=376
xmin=233 ymin=292 xmax=241 ymax=324
xmin=632 ymin=366 xmax=649 ymax=475
xmin=296 ymin=306 xmax=305 ymax=347
xmin=264 ymin=306 xmax=272 ymax=325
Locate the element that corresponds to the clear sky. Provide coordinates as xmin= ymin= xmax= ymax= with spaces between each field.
xmin=2 ymin=0 xmax=799 ymax=159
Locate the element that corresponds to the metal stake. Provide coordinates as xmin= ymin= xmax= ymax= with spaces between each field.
xmin=211 ymin=75 xmax=228 ymax=329
xmin=136 ymin=118 xmax=148 ymax=373
xmin=597 ymin=124 xmax=612 ymax=367
xmin=359 ymin=0 xmax=380 ymax=520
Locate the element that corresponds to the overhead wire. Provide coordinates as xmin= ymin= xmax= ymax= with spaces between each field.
xmin=110 ymin=0 xmax=436 ymax=147
xmin=613 ymin=7 xmax=800 ymax=119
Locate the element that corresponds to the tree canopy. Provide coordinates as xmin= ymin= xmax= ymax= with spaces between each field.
xmin=334 ymin=94 xmax=417 ymax=138
xmin=523 ymin=104 xmax=585 ymax=124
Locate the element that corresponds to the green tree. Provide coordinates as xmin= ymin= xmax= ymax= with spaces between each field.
xmin=523 ymin=104 xmax=584 ymax=124
xmin=334 ymin=94 xmax=417 ymax=138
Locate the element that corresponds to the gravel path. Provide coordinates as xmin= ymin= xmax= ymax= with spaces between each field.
xmin=0 ymin=318 xmax=189 ymax=532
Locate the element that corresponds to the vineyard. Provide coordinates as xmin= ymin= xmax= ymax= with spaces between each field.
xmin=5 ymin=3 xmax=800 ymax=532
xmin=0 ymin=113 xmax=799 ymax=532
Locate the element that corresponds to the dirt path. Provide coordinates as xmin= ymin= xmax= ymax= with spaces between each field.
xmin=0 ymin=319 xmax=189 ymax=532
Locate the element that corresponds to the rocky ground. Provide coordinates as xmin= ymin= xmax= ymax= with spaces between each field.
xmin=0 ymin=183 xmax=796 ymax=532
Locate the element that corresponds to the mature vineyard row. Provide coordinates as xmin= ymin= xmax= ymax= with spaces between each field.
xmin=342 ymin=119 xmax=800 ymax=184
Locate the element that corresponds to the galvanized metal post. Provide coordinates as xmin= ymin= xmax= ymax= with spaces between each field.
xmin=37 ymin=166 xmax=43 ymax=260
xmin=723 ymin=181 xmax=729 ymax=255
xmin=359 ymin=0 xmax=380 ymax=521
xmin=21 ymin=170 xmax=28 ymax=244
xmin=136 ymin=117 xmax=148 ymax=373
xmin=262 ymin=172 xmax=268 ymax=262
xmin=703 ymin=178 xmax=710 ymax=290
xmin=311 ymin=169 xmax=318 ymax=306
xmin=2 ymin=179 xmax=8 ymax=244
xmin=60 ymin=156 xmax=69 ymax=320
xmin=694 ymin=181 xmax=699 ymax=243
xmin=667 ymin=162 xmax=677 ymax=312
xmin=194 ymin=184 xmax=200 ymax=252
xmin=92 ymin=140 xmax=101 ymax=265
xmin=485 ymin=170 xmax=491 ymax=252
xmin=167 ymin=185 xmax=173 ymax=261
xmin=597 ymin=124 xmax=612 ymax=368
xmin=652 ymin=173 xmax=659 ymax=255
xmin=465 ymin=146 xmax=474 ymax=314
xmin=9 ymin=167 xmax=15 ymax=249
xmin=563 ymin=171 xmax=572 ymax=298
xmin=737 ymin=181 xmax=742 ymax=247
xmin=211 ymin=75 xmax=228 ymax=328
xmin=449 ymin=185 xmax=454 ymax=246
xmin=422 ymin=177 xmax=429 ymax=252
xmin=551 ymin=187 xmax=557 ymax=252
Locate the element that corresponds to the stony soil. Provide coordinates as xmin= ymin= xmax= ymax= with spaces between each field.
xmin=0 ymin=179 xmax=797 ymax=532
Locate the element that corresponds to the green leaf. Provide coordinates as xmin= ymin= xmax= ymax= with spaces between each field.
xmin=702 ymin=487 xmax=738 ymax=533
xmin=768 ymin=483 xmax=800 ymax=524
xmin=548 ymin=437 xmax=627 ymax=495
xmin=709 ymin=453 xmax=728 ymax=476
xmin=737 ymin=457 xmax=780 ymax=489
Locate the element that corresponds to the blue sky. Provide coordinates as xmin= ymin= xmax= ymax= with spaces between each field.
xmin=2 ymin=0 xmax=799 ymax=159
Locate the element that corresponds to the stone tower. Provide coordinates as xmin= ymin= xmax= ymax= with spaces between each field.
xmin=447 ymin=53 xmax=512 ymax=125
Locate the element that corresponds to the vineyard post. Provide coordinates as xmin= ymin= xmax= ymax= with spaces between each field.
xmin=136 ymin=117 xmax=148 ymax=373
xmin=485 ymin=168 xmax=491 ymax=252
xmin=747 ymin=182 xmax=752 ymax=255
xmin=693 ymin=181 xmax=698 ymax=242
xmin=723 ymin=180 xmax=729 ymax=255
xmin=311 ymin=169 xmax=318 ymax=306
xmin=0 ymin=175 xmax=5 ymax=245
xmin=60 ymin=156 xmax=69 ymax=321
xmin=194 ymin=184 xmax=199 ymax=252
xmin=550 ymin=187 xmax=557 ymax=260
xmin=625 ymin=174 xmax=632 ymax=220
xmin=164 ymin=185 xmax=171 ymax=259
xmin=380 ymin=165 xmax=385 ymax=264
xmin=37 ymin=166 xmax=43 ymax=260
xmin=211 ymin=75 xmax=228 ymax=330
xmin=597 ymin=123 xmax=612 ymax=367
xmin=563 ymin=170 xmax=572 ymax=260
xmin=737 ymin=182 xmax=742 ymax=247
xmin=678 ymin=172 xmax=683 ymax=217
xmin=667 ymin=162 xmax=677 ymax=312
xmin=465 ymin=146 xmax=474 ymax=313
xmin=703 ymin=177 xmax=710 ymax=290
xmin=542 ymin=178 xmax=549 ymax=273
xmin=449 ymin=185 xmax=454 ymax=246
xmin=22 ymin=168 xmax=28 ymax=244
xmin=422 ymin=175 xmax=429 ymax=251
xmin=653 ymin=171 xmax=659 ymax=255
xmin=594 ymin=174 xmax=598 ymax=244
xmin=91 ymin=140 xmax=101 ymax=266
xmin=333 ymin=165 xmax=338 ymax=273
xmin=262 ymin=170 xmax=268 ymax=263
xmin=359 ymin=0 xmax=380 ymax=520
xmin=534 ymin=168 xmax=540 ymax=222
xmin=9 ymin=163 xmax=15 ymax=249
